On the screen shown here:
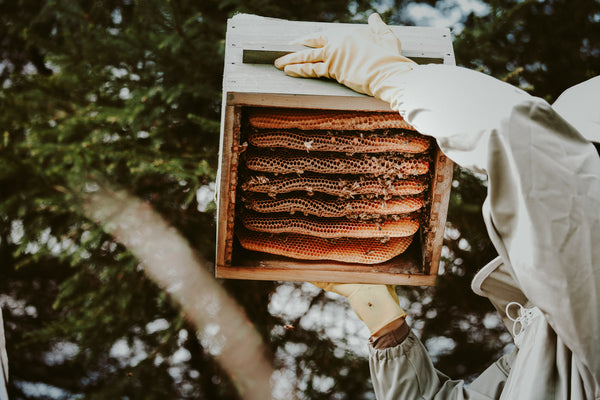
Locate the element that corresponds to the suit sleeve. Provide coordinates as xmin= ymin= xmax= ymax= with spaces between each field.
xmin=369 ymin=330 xmax=508 ymax=399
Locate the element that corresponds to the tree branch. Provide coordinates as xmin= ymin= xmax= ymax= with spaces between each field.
xmin=81 ymin=185 xmax=285 ymax=400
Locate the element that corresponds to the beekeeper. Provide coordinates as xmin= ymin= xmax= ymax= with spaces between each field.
xmin=275 ymin=14 xmax=600 ymax=400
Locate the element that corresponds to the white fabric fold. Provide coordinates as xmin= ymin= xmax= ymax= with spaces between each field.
xmin=381 ymin=64 xmax=600 ymax=398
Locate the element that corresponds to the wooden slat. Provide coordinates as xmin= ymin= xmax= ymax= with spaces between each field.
xmin=217 ymin=249 xmax=434 ymax=285
xmin=423 ymin=145 xmax=454 ymax=276
xmin=216 ymin=105 xmax=238 ymax=268
xmin=223 ymin=14 xmax=455 ymax=99
xmin=227 ymin=92 xmax=394 ymax=112
xmin=216 ymin=266 xmax=437 ymax=286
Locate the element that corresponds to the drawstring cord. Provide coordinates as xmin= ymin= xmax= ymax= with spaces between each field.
xmin=505 ymin=302 xmax=542 ymax=347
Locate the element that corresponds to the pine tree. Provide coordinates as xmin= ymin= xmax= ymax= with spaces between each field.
xmin=0 ymin=1 xmax=383 ymax=398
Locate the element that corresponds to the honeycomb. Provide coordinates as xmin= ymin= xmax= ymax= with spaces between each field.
xmin=240 ymin=175 xmax=427 ymax=198
xmin=247 ymin=107 xmax=415 ymax=131
xmin=237 ymin=108 xmax=432 ymax=264
xmin=236 ymin=228 xmax=414 ymax=264
xmin=246 ymin=152 xmax=429 ymax=176
xmin=248 ymin=130 xmax=430 ymax=154
xmin=243 ymin=195 xmax=424 ymax=218
xmin=242 ymin=213 xmax=420 ymax=238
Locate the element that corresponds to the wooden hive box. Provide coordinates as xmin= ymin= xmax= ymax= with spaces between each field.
xmin=216 ymin=14 xmax=454 ymax=285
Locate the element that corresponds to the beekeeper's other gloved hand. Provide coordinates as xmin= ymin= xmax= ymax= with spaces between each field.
xmin=313 ymin=283 xmax=407 ymax=335
xmin=274 ymin=13 xmax=416 ymax=104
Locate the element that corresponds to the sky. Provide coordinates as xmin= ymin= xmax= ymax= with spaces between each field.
xmin=399 ymin=0 xmax=489 ymax=33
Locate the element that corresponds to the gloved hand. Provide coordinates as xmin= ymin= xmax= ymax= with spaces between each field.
xmin=275 ymin=13 xmax=416 ymax=104
xmin=313 ymin=283 xmax=407 ymax=335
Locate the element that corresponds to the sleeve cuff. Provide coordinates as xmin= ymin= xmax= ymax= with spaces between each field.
xmin=369 ymin=318 xmax=410 ymax=349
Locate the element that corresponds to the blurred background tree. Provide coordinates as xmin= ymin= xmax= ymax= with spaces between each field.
xmin=0 ymin=0 xmax=598 ymax=399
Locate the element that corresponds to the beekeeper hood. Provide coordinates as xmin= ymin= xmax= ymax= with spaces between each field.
xmin=552 ymin=75 xmax=600 ymax=144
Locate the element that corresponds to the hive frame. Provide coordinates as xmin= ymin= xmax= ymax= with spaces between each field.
xmin=216 ymin=14 xmax=454 ymax=285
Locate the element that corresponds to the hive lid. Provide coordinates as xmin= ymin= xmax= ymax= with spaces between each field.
xmin=223 ymin=14 xmax=455 ymax=111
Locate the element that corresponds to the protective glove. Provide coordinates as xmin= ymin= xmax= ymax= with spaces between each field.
xmin=274 ymin=13 xmax=416 ymax=104
xmin=313 ymin=283 xmax=407 ymax=335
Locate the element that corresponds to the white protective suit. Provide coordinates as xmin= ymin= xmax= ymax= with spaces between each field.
xmin=368 ymin=67 xmax=600 ymax=399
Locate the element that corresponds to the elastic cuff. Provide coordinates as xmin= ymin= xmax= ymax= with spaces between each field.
xmin=369 ymin=318 xmax=410 ymax=349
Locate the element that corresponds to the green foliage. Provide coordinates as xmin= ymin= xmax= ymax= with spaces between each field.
xmin=455 ymin=0 xmax=600 ymax=100
xmin=0 ymin=1 xmax=385 ymax=399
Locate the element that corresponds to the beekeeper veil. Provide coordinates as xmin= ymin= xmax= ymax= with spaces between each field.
xmin=552 ymin=76 xmax=600 ymax=150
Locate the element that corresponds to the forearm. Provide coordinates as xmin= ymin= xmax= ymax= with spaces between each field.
xmin=384 ymin=64 xmax=534 ymax=173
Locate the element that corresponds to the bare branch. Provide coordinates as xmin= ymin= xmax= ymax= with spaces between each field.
xmin=82 ymin=186 xmax=281 ymax=400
